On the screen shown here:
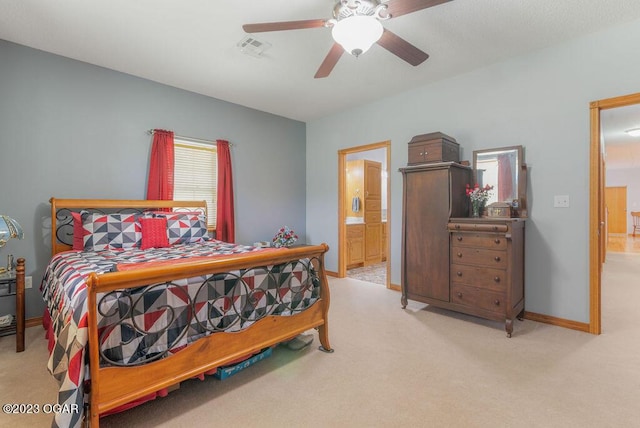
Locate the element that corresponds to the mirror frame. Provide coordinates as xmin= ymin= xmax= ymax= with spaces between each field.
xmin=473 ymin=145 xmax=527 ymax=218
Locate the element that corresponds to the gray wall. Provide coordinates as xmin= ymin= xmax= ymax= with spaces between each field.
xmin=606 ymin=167 xmax=640 ymax=234
xmin=0 ymin=40 xmax=306 ymax=319
xmin=306 ymin=18 xmax=640 ymax=325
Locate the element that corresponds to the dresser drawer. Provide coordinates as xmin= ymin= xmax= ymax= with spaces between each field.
xmin=347 ymin=224 xmax=365 ymax=238
xmin=451 ymin=232 xmax=507 ymax=250
xmin=448 ymin=222 xmax=508 ymax=233
xmin=451 ymin=246 xmax=507 ymax=269
xmin=450 ymin=264 xmax=507 ymax=292
xmin=364 ymin=199 xmax=381 ymax=223
xmin=451 ymin=284 xmax=505 ymax=314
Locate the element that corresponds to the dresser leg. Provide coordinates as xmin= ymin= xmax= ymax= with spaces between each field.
xmin=505 ymin=318 xmax=514 ymax=338
xmin=401 ymin=294 xmax=407 ymax=309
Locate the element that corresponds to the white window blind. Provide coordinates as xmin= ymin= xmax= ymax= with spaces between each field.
xmin=173 ymin=139 xmax=217 ymax=229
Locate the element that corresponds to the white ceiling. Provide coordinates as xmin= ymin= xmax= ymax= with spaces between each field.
xmin=1 ymin=0 xmax=640 ymax=168
xmin=3 ymin=0 xmax=640 ymax=123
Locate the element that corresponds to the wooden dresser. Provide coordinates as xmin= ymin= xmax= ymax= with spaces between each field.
xmin=399 ymin=162 xmax=471 ymax=307
xmin=400 ymin=137 xmax=527 ymax=337
xmin=447 ymin=218 xmax=525 ymax=337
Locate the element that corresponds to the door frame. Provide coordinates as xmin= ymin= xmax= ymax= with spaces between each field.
xmin=589 ymin=91 xmax=640 ymax=335
xmin=338 ymin=141 xmax=391 ymax=288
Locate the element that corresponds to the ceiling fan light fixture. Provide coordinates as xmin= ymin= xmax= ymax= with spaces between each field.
xmin=331 ymin=15 xmax=383 ymax=57
xmin=625 ymin=128 xmax=640 ymax=137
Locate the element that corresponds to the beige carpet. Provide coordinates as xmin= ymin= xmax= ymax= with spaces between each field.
xmin=2 ymin=253 xmax=640 ymax=427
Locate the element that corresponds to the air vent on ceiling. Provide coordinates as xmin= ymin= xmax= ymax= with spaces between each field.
xmin=237 ymin=36 xmax=272 ymax=58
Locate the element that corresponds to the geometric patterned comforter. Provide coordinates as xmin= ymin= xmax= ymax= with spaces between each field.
xmin=41 ymin=240 xmax=320 ymax=428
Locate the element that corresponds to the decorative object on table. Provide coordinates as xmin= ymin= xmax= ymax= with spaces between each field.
xmin=0 ymin=215 xmax=24 ymax=274
xmin=465 ymin=183 xmax=493 ymax=218
xmin=510 ymin=198 xmax=520 ymax=217
xmin=0 ymin=313 xmax=13 ymax=328
xmin=486 ymin=202 xmax=513 ymax=218
xmin=407 ymin=132 xmax=460 ymax=165
xmin=272 ymin=226 xmax=298 ymax=248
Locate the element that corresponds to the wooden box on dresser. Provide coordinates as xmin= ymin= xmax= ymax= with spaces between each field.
xmin=400 ymin=162 xmax=472 ymax=307
xmin=448 ymin=218 xmax=525 ymax=337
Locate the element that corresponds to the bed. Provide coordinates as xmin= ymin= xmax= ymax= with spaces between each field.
xmin=42 ymin=198 xmax=332 ymax=428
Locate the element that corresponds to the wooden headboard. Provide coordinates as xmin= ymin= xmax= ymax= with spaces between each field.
xmin=49 ymin=198 xmax=207 ymax=256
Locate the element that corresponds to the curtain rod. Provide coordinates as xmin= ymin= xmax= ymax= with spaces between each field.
xmin=147 ymin=130 xmax=234 ymax=147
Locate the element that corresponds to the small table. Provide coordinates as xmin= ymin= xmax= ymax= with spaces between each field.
xmin=0 ymin=263 xmax=25 ymax=352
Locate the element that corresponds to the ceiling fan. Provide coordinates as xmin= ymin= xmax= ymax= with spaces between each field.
xmin=242 ymin=0 xmax=452 ymax=78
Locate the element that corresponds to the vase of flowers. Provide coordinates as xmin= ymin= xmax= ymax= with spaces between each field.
xmin=466 ymin=183 xmax=493 ymax=217
xmin=272 ymin=226 xmax=298 ymax=248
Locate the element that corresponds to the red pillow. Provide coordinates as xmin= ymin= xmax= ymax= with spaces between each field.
xmin=72 ymin=212 xmax=84 ymax=250
xmin=140 ymin=217 xmax=170 ymax=250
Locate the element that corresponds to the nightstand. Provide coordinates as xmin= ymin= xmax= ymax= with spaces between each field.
xmin=0 ymin=258 xmax=25 ymax=352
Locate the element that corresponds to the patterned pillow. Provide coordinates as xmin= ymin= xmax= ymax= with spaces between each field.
xmin=81 ymin=212 xmax=142 ymax=251
xmin=71 ymin=212 xmax=84 ymax=251
xmin=139 ymin=217 xmax=170 ymax=250
xmin=155 ymin=212 xmax=208 ymax=245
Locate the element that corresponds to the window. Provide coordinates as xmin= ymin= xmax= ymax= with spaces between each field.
xmin=173 ymin=139 xmax=217 ymax=229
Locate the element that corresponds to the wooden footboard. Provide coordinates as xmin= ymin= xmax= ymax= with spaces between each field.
xmin=47 ymin=198 xmax=332 ymax=427
xmin=86 ymin=243 xmax=331 ymax=427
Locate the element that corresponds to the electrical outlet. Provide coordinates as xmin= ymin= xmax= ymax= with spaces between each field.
xmin=554 ymin=195 xmax=570 ymax=208
xmin=25 ymin=276 xmax=32 ymax=289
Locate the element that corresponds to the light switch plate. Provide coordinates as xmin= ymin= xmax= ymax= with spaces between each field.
xmin=554 ymin=195 xmax=570 ymax=208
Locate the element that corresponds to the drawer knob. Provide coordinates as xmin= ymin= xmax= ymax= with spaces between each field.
xmin=457 ymin=252 xmax=463 ymax=258
xmin=494 ymin=276 xmax=500 ymax=282
xmin=494 ymin=299 xmax=500 ymax=306
xmin=419 ymin=152 xmax=423 ymax=156
xmin=455 ymin=224 xmax=460 ymax=229
xmin=457 ymin=271 xmax=462 ymax=277
xmin=457 ymin=236 xmax=463 ymax=241
xmin=494 ymin=239 xmax=501 ymax=244
xmin=457 ymin=292 xmax=463 ymax=298
xmin=494 ymin=256 xmax=501 ymax=262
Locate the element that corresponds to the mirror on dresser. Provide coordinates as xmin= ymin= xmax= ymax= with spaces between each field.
xmin=473 ymin=145 xmax=527 ymax=217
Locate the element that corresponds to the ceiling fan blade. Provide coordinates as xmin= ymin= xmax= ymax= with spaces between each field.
xmin=384 ymin=0 xmax=453 ymax=19
xmin=243 ymin=19 xmax=327 ymax=33
xmin=314 ymin=43 xmax=345 ymax=79
xmin=377 ymin=29 xmax=429 ymax=66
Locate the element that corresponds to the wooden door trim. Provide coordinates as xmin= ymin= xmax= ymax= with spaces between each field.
xmin=589 ymin=91 xmax=640 ymax=335
xmin=338 ymin=141 xmax=391 ymax=288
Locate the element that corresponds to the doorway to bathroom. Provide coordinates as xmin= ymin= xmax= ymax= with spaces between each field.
xmin=337 ymin=141 xmax=390 ymax=288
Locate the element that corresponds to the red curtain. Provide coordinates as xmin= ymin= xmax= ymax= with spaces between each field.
xmin=146 ymin=129 xmax=175 ymax=201
xmin=216 ymin=140 xmax=235 ymax=243
xmin=497 ymin=153 xmax=513 ymax=201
